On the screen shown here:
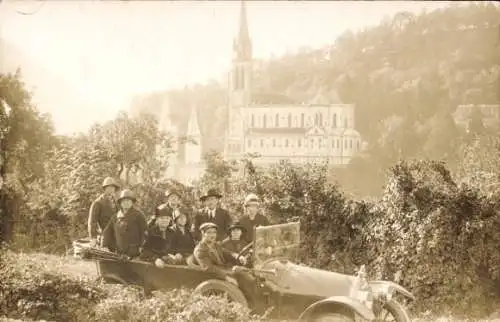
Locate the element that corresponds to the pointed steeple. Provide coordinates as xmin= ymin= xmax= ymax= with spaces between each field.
xmin=233 ymin=0 xmax=252 ymax=61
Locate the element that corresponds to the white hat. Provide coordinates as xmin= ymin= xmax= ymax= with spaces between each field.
xmin=244 ymin=193 xmax=260 ymax=206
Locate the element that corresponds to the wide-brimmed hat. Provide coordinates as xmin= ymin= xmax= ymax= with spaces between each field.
xmin=117 ymin=189 xmax=136 ymax=203
xmin=102 ymin=177 xmax=120 ymax=189
xmin=199 ymin=222 xmax=218 ymax=232
xmin=228 ymin=221 xmax=246 ymax=233
xmin=165 ymin=189 xmax=182 ymax=199
xmin=200 ymin=188 xmax=222 ymax=201
xmin=244 ymin=193 xmax=260 ymax=206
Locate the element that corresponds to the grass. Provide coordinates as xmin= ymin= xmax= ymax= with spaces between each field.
xmin=2 ymin=252 xmax=500 ymax=322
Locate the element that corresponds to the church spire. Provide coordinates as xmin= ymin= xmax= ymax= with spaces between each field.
xmin=234 ymin=0 xmax=252 ymax=61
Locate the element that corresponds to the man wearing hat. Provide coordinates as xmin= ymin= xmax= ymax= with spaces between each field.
xmin=193 ymin=222 xmax=246 ymax=282
xmin=193 ymin=188 xmax=232 ymax=242
xmin=88 ymin=177 xmax=120 ymax=244
xmin=239 ymin=193 xmax=270 ymax=243
xmin=101 ymin=189 xmax=147 ymax=259
xmin=221 ymin=221 xmax=249 ymax=254
xmin=156 ymin=189 xmax=183 ymax=217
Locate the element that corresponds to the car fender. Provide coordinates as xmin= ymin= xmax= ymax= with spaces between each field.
xmin=369 ymin=281 xmax=415 ymax=301
xmin=193 ymin=279 xmax=249 ymax=307
xmin=298 ymin=296 xmax=375 ymax=321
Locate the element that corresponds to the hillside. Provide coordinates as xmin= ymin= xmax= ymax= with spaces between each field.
xmin=131 ymin=3 xmax=500 ymax=196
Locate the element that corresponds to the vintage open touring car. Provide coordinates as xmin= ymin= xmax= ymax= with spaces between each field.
xmin=73 ymin=222 xmax=415 ymax=321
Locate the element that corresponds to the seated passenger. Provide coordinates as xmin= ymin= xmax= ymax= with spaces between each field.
xmin=167 ymin=209 xmax=196 ymax=265
xmin=221 ymin=221 xmax=248 ymax=255
xmin=140 ymin=210 xmax=173 ymax=266
xmin=239 ymin=193 xmax=270 ymax=243
xmin=193 ymin=222 xmax=246 ymax=281
xmin=101 ymin=189 xmax=147 ymax=259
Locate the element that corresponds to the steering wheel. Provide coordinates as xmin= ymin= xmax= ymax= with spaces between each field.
xmin=237 ymin=242 xmax=253 ymax=258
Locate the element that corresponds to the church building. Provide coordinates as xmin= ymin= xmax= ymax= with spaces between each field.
xmin=178 ymin=0 xmax=363 ymax=184
xmin=224 ymin=0 xmax=363 ymax=166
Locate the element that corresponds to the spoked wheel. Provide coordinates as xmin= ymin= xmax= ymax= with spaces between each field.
xmin=311 ymin=313 xmax=354 ymax=322
xmin=193 ymin=279 xmax=248 ymax=307
xmin=374 ymin=300 xmax=412 ymax=322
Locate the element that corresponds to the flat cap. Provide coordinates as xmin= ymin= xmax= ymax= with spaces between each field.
xmin=199 ymin=222 xmax=218 ymax=232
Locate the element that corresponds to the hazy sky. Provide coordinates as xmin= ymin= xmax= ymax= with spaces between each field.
xmin=0 ymin=0 xmax=453 ymax=134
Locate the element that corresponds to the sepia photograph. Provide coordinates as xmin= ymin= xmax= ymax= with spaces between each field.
xmin=0 ymin=0 xmax=499 ymax=321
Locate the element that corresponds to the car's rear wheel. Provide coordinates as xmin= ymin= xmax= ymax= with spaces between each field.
xmin=193 ymin=279 xmax=248 ymax=307
xmin=375 ymin=300 xmax=411 ymax=322
xmin=310 ymin=312 xmax=355 ymax=322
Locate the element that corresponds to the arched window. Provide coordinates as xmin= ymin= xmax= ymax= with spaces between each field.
xmin=318 ymin=138 xmax=322 ymax=148
xmin=288 ymin=113 xmax=292 ymax=127
xmin=239 ymin=66 xmax=245 ymax=90
xmin=251 ymin=114 xmax=255 ymax=127
xmin=333 ymin=114 xmax=337 ymax=128
xmin=357 ymin=140 xmax=360 ymax=151
xmin=275 ymin=114 xmax=279 ymax=127
xmin=349 ymin=139 xmax=353 ymax=149
xmin=263 ymin=115 xmax=267 ymax=128
xmin=314 ymin=114 xmax=319 ymax=125
xmin=301 ymin=113 xmax=305 ymax=127
xmin=310 ymin=139 xmax=314 ymax=148
xmin=298 ymin=139 xmax=302 ymax=147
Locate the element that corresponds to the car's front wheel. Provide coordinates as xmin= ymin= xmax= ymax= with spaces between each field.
xmin=375 ymin=300 xmax=412 ymax=322
xmin=309 ymin=312 xmax=355 ymax=322
xmin=193 ymin=279 xmax=248 ymax=307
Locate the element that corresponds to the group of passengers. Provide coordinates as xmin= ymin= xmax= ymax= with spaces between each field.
xmin=87 ymin=177 xmax=270 ymax=274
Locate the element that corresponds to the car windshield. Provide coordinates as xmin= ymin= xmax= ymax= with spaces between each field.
xmin=252 ymin=221 xmax=300 ymax=268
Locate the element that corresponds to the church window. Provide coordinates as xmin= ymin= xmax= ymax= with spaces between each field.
xmin=251 ymin=114 xmax=255 ymax=127
xmin=248 ymin=139 xmax=252 ymax=148
xmin=357 ymin=140 xmax=360 ymax=151
xmin=333 ymin=114 xmax=337 ymax=128
xmin=350 ymin=139 xmax=353 ymax=149
xmin=310 ymin=139 xmax=314 ymax=148
xmin=298 ymin=139 xmax=302 ymax=147
xmin=288 ymin=113 xmax=292 ymax=127
xmin=273 ymin=139 xmax=276 ymax=147
xmin=319 ymin=113 xmax=323 ymax=126
xmin=260 ymin=139 xmax=264 ymax=148
xmin=275 ymin=114 xmax=279 ymax=127
xmin=263 ymin=115 xmax=267 ymax=128
xmin=285 ymin=138 xmax=289 ymax=147
xmin=301 ymin=113 xmax=305 ymax=127
xmin=239 ymin=66 xmax=245 ymax=90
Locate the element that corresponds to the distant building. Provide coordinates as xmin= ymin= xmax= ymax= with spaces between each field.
xmin=223 ymin=0 xmax=363 ymax=166
xmin=453 ymin=104 xmax=500 ymax=131
xmin=177 ymin=0 xmax=364 ymax=184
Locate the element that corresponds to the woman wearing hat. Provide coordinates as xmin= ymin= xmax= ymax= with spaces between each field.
xmin=239 ymin=193 xmax=270 ymax=243
xmin=167 ymin=209 xmax=196 ymax=265
xmin=221 ymin=221 xmax=249 ymax=254
xmin=193 ymin=188 xmax=232 ymax=242
xmin=101 ymin=189 xmax=147 ymax=259
xmin=88 ymin=177 xmax=120 ymax=244
xmin=140 ymin=208 xmax=174 ymax=266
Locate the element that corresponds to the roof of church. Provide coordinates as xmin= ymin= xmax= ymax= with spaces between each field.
xmin=250 ymin=92 xmax=298 ymax=105
xmin=246 ymin=127 xmax=307 ymax=135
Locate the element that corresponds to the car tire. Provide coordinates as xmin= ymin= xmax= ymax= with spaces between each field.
xmin=193 ymin=279 xmax=248 ymax=307
xmin=378 ymin=300 xmax=412 ymax=322
xmin=309 ymin=312 xmax=355 ymax=322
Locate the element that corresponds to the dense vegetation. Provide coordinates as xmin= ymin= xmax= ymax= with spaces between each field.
xmin=1 ymin=2 xmax=500 ymax=321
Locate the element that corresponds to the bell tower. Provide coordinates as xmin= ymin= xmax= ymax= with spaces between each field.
xmin=226 ymin=0 xmax=253 ymax=160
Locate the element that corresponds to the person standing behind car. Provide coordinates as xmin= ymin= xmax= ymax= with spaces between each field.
xmin=193 ymin=188 xmax=232 ymax=242
xmin=88 ymin=177 xmax=120 ymax=245
xmin=101 ymin=189 xmax=147 ymax=259
xmin=239 ymin=193 xmax=270 ymax=243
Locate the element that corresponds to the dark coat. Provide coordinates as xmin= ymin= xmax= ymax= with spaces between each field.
xmin=140 ymin=226 xmax=172 ymax=262
xmin=101 ymin=207 xmax=147 ymax=258
xmin=193 ymin=207 xmax=232 ymax=241
xmin=239 ymin=213 xmax=270 ymax=243
xmin=169 ymin=225 xmax=195 ymax=257
xmin=193 ymin=240 xmax=238 ymax=279
xmin=88 ymin=194 xmax=118 ymax=239
xmin=220 ymin=238 xmax=248 ymax=254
